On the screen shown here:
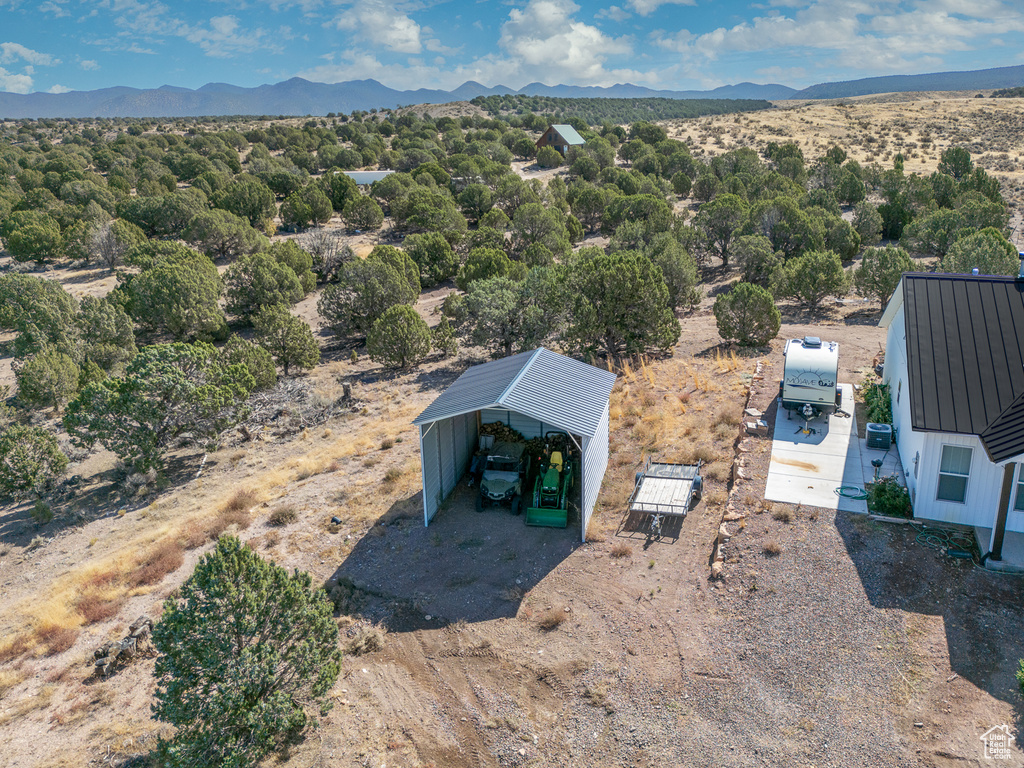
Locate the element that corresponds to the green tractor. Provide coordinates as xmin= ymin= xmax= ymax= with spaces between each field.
xmin=525 ymin=433 xmax=573 ymax=528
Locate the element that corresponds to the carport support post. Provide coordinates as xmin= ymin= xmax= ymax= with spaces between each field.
xmin=989 ymin=462 xmax=1015 ymax=561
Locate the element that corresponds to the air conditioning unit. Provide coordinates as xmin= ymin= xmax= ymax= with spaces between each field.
xmin=866 ymin=423 xmax=892 ymax=450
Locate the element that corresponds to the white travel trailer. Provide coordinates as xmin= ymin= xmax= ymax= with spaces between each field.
xmin=780 ymin=336 xmax=840 ymax=420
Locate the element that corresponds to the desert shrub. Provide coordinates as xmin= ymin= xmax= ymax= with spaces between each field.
xmin=367 ymin=305 xmax=431 ymax=369
xmin=31 ymin=500 xmax=53 ymax=525
xmin=129 ymin=539 xmax=185 ymax=587
xmin=610 ymin=543 xmax=633 ymax=558
xmin=772 ymin=507 xmax=793 ymax=523
xmin=863 ymin=382 xmax=892 ymax=425
xmin=713 ymin=282 xmax=780 ymax=347
xmin=763 ymin=540 xmax=782 ymax=557
xmin=267 ymin=506 xmax=299 ymax=527
xmin=344 ymin=624 xmax=386 ymax=656
xmin=867 ymin=476 xmax=912 ymax=518
xmin=223 ymin=487 xmax=262 ymax=514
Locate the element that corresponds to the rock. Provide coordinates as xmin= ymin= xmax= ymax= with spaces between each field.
xmin=723 ymin=511 xmax=746 ymax=522
xmin=718 ymin=524 xmax=731 ymax=544
xmin=711 ymin=561 xmax=724 ymax=579
xmin=744 ymin=408 xmax=763 ymax=418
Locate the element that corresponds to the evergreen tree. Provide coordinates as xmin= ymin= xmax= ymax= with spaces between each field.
xmin=152 ymin=536 xmax=341 ymax=768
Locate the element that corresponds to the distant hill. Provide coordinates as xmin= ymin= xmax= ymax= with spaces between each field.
xmin=0 ymin=78 xmax=794 ymax=119
xmin=791 ymin=64 xmax=1024 ymax=99
xmin=0 ymin=63 xmax=1021 ymax=119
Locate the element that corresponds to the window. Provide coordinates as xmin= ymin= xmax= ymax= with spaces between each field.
xmin=937 ymin=445 xmax=972 ymax=503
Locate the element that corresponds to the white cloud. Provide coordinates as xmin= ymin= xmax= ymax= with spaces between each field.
xmin=47 ymin=83 xmax=71 ymax=93
xmin=304 ymin=0 xmax=656 ymax=89
xmin=0 ymin=66 xmax=32 ymax=93
xmin=0 ymin=42 xmax=59 ymax=66
xmin=39 ymin=0 xmax=70 ymax=17
xmin=182 ymin=15 xmax=279 ymax=58
xmin=80 ymin=59 xmax=100 ymax=70
xmin=627 ymin=0 xmax=695 ymax=16
xmin=334 ymin=1 xmax=423 ymax=54
xmin=653 ymin=0 xmax=1024 ymax=76
xmin=596 ymin=5 xmax=631 ymax=22
xmin=497 ymin=0 xmax=644 ymax=85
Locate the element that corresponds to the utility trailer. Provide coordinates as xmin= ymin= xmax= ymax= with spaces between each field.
xmin=628 ymin=459 xmax=703 ymax=537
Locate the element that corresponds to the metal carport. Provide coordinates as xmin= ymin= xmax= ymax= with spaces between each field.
xmin=413 ymin=348 xmax=617 ymax=542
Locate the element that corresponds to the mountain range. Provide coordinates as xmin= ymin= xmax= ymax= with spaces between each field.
xmin=0 ymin=64 xmax=1021 ymax=119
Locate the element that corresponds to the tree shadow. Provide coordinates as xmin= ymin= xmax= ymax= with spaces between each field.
xmin=836 ymin=510 xmax=1024 ymax=726
xmin=324 ymin=483 xmax=579 ymax=631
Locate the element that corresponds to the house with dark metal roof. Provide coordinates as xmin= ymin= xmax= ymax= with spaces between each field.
xmin=880 ymin=268 xmax=1024 ymax=568
xmin=413 ymin=348 xmax=617 ymax=542
xmin=535 ymin=124 xmax=586 ymax=157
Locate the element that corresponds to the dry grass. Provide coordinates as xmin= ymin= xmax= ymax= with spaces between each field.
xmin=383 ymin=466 xmax=403 ymax=484
xmin=128 ymin=539 xmax=185 ymax=588
xmin=772 ymin=507 xmax=794 ymax=524
xmin=610 ymin=543 xmax=633 ymax=559
xmin=267 ymin=505 xmax=299 ymax=526
xmin=222 ymin=486 xmax=261 ymax=513
xmin=0 ymin=669 xmax=27 ymax=699
xmin=763 ymin=540 xmax=782 ymax=557
xmin=75 ymin=592 xmax=125 ymax=625
xmin=0 ymin=685 xmax=56 ymax=726
xmin=537 ymin=609 xmax=568 ymax=631
xmin=344 ymin=624 xmax=387 ymax=655
xmin=35 ymin=624 xmax=79 ymax=656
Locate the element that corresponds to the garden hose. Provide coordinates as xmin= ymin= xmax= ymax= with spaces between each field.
xmin=835 ymin=485 xmax=868 ymax=500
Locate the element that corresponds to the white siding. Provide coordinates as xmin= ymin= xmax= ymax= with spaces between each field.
xmin=915 ymin=432 xmax=1005 ymax=528
xmin=884 ymin=308 xmax=927 ymax=504
xmin=580 ymin=402 xmax=610 ymax=542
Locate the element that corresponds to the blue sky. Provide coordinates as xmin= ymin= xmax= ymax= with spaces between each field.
xmin=1 ymin=0 xmax=1022 ymax=95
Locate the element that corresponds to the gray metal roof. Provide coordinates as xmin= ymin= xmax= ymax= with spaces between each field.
xmin=413 ymin=348 xmax=617 ymax=438
xmin=550 ymin=124 xmax=586 ymax=145
xmin=893 ymin=273 xmax=1024 ymax=463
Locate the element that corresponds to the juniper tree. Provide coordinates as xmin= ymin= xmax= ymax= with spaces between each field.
xmin=152 ymin=536 xmax=342 ymax=768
